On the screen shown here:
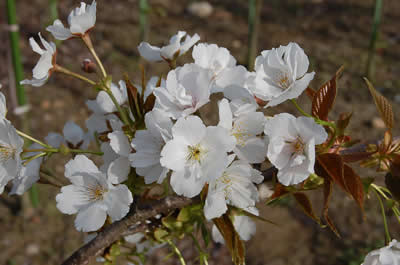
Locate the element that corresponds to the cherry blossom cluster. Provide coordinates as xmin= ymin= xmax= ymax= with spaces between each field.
xmin=2 ymin=1 xmax=398 ymax=264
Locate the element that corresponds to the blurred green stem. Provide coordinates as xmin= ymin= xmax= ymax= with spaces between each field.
xmin=373 ymin=187 xmax=391 ymax=244
xmin=7 ymin=0 xmax=38 ymax=207
xmin=139 ymin=0 xmax=149 ymax=42
xmin=247 ymin=0 xmax=262 ymax=71
xmin=49 ymin=0 xmax=58 ymax=23
xmin=366 ymin=0 xmax=383 ymax=79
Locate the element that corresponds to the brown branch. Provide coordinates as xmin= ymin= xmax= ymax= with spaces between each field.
xmin=61 ymin=137 xmax=391 ymax=265
xmin=62 ymin=196 xmax=198 ymax=265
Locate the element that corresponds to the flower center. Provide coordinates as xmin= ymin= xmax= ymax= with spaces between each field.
xmin=232 ymin=122 xmax=250 ymax=147
xmin=292 ymin=136 xmax=305 ymax=154
xmin=277 ymin=72 xmax=291 ymax=89
xmin=0 ymin=145 xmax=16 ymax=162
xmin=187 ymin=144 xmax=203 ymax=162
xmin=87 ymin=184 xmax=107 ymax=201
xmin=217 ymin=172 xmax=233 ymax=199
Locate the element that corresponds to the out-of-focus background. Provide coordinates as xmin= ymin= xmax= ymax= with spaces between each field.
xmin=0 ymin=0 xmax=400 ymax=264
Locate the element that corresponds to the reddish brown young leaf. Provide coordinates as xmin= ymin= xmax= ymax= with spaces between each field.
xmin=340 ymin=151 xmax=377 ymax=163
xmin=293 ymin=192 xmax=321 ymax=224
xmin=266 ymin=183 xmax=289 ymax=203
xmin=213 ymin=214 xmax=245 ymax=265
xmin=143 ymin=94 xmax=156 ymax=113
xmin=336 ymin=112 xmax=353 ymax=136
xmin=385 ymin=172 xmax=400 ymax=202
xmin=311 ymin=66 xmax=344 ymax=120
xmin=343 ymin=164 xmax=364 ymax=211
xmin=305 ymin=87 xmax=316 ymax=100
xmin=317 ymin=153 xmax=347 ymax=192
xmin=124 ymin=75 xmax=140 ymax=120
xmin=322 ymin=180 xmax=341 ymax=237
xmin=364 ymin=78 xmax=394 ymax=130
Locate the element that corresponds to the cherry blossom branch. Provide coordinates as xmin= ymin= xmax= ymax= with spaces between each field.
xmin=61 ymin=137 xmax=391 ymax=265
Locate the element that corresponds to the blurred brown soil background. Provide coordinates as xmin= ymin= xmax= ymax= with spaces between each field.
xmin=0 ymin=0 xmax=400 ymax=264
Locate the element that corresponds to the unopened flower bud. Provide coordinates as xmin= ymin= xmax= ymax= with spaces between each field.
xmin=81 ymin=59 xmax=97 ymax=73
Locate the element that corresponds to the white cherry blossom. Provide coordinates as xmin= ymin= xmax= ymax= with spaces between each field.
xmin=10 ymin=143 xmax=43 ymax=195
xmin=129 ymin=109 xmax=172 ymax=184
xmin=94 ymin=80 xmax=128 ymax=114
xmin=56 ymin=155 xmax=133 ymax=232
xmin=21 ymin=33 xmax=56 ymax=87
xmin=138 ymin=31 xmax=200 ymax=62
xmin=47 ymin=1 xmax=97 ymax=40
xmin=192 ymin=43 xmax=248 ymax=93
xmin=218 ymin=98 xmax=266 ymax=163
xmin=160 ymin=115 xmax=235 ymax=198
xmin=362 ymin=239 xmax=400 ymax=265
xmin=153 ymin=64 xmax=211 ymax=119
xmin=0 ymin=119 xmax=24 ymax=194
xmin=45 ymin=121 xmax=91 ymax=149
xmin=107 ymin=130 xmax=131 ymax=184
xmin=264 ymin=113 xmax=327 ymax=186
xmin=249 ymin=42 xmax=315 ymax=107
xmin=212 ymin=207 xmax=258 ymax=243
xmin=204 ymin=157 xmax=263 ymax=220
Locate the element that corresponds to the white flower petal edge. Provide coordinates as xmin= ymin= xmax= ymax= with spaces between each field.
xmin=129 ymin=109 xmax=172 ymax=184
xmin=264 ymin=113 xmax=327 ymax=186
xmin=361 ymin=239 xmax=400 ymax=265
xmin=249 ymin=42 xmax=314 ymax=107
xmin=212 ymin=208 xmax=259 ymax=244
xmin=21 ymin=33 xmax=56 ymax=87
xmin=56 ymin=155 xmax=133 ymax=232
xmin=0 ymin=119 xmax=24 ymax=194
xmin=218 ymin=98 xmax=267 ymax=163
xmin=10 ymin=143 xmax=43 ymax=196
xmin=153 ymin=64 xmax=211 ymax=119
xmin=46 ymin=0 xmax=97 ymax=39
xmin=160 ymin=115 xmax=235 ymax=198
xmin=138 ymin=31 xmax=200 ymax=62
xmin=204 ymin=159 xmax=263 ymax=220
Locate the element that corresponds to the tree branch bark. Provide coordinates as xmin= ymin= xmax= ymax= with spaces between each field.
xmin=62 ymin=196 xmax=199 ymax=265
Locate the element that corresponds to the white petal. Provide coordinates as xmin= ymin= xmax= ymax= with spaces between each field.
xmin=108 ymin=131 xmax=131 ymax=157
xmin=204 ymin=191 xmax=227 ymax=220
xmin=159 ymin=139 xmax=187 ymax=171
xmin=20 ymin=76 xmax=49 ymax=87
xmin=138 ymin=42 xmax=162 ymax=62
xmin=75 ymin=203 xmax=107 ymax=232
xmin=264 ymin=113 xmax=297 ymax=140
xmin=217 ymin=99 xmax=233 ymax=130
xmin=104 ymin=184 xmax=133 ymax=222
xmin=212 ymin=225 xmax=225 ymax=244
xmin=266 ymin=72 xmax=315 ymax=107
xmin=296 ymin=116 xmax=328 ymax=144
xmin=56 ymin=184 xmax=88 ymax=214
xmin=234 ymin=137 xmax=267 ymax=164
xmin=107 ymin=157 xmax=130 ymax=184
xmin=96 ymin=91 xmax=116 ymax=113
xmin=234 ymin=216 xmax=256 ymax=241
xmin=172 ymin=116 xmax=206 ymax=146
xmin=29 ymin=37 xmax=44 ymax=55
xmin=46 ymin=19 xmax=73 ymax=40
xmin=65 ymin=155 xmax=100 ymax=179
xmin=63 ymin=121 xmax=85 ymax=146
xmin=180 ymin=33 xmax=200 ymax=54
xmin=170 ymin=170 xmax=206 ymax=198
